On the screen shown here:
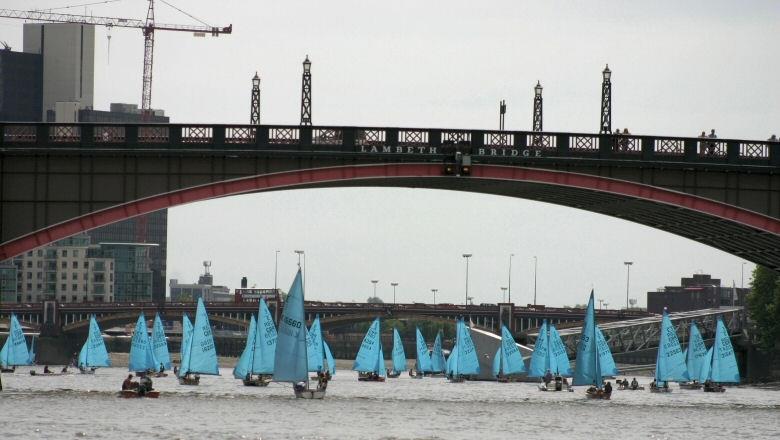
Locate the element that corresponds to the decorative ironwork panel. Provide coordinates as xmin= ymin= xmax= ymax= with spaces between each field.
xmin=268 ymin=127 xmax=299 ymax=144
xmin=312 ymin=128 xmax=343 ymax=146
xmin=49 ymin=125 xmax=80 ymax=143
xmin=138 ymin=126 xmax=170 ymax=144
xmin=225 ymin=127 xmax=256 ymax=144
xmin=697 ymin=140 xmax=726 ymax=157
xmin=181 ymin=126 xmax=213 ymax=144
xmin=3 ymin=125 xmax=36 ymax=143
xmin=526 ymin=134 xmax=556 ymax=149
xmin=613 ymin=136 xmax=641 ymax=153
xmin=569 ymin=136 xmax=599 ymax=151
xmin=441 ymin=131 xmax=471 ymax=144
xmin=739 ymin=142 xmax=768 ymax=158
xmin=483 ymin=132 xmax=513 ymax=147
xmin=356 ymin=129 xmax=386 ymax=146
xmin=653 ymin=138 xmax=684 ymax=155
xmin=398 ymin=130 xmax=428 ymax=146
xmin=94 ymin=126 xmax=126 ymax=143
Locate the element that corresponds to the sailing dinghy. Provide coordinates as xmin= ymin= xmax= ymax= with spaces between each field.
xmin=430 ymin=330 xmax=447 ymax=377
xmin=529 ymin=320 xmax=573 ymax=390
xmin=446 ymin=318 xmax=480 ymax=382
xmin=178 ymin=298 xmax=220 ymax=385
xmin=410 ymin=327 xmax=432 ymax=378
xmin=353 ymin=318 xmax=386 ymax=382
xmin=234 ymin=298 xmax=277 ymax=386
xmin=573 ymin=291 xmax=618 ymax=399
xmin=388 ymin=327 xmax=406 ymax=378
xmin=492 ymin=324 xmax=527 ymax=383
xmin=700 ymin=316 xmax=739 ymax=393
xmin=77 ymin=315 xmax=111 ymax=374
xmin=151 ymin=313 xmax=171 ymax=377
xmin=273 ymin=269 xmax=326 ymax=398
xmin=1 ymin=314 xmax=33 ymax=374
xmin=650 ymin=310 xmax=689 ymax=393
xmin=679 ymin=322 xmax=707 ymax=389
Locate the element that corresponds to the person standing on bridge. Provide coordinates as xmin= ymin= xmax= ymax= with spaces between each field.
xmin=706 ymin=129 xmax=718 ymax=155
xmin=768 ymin=134 xmax=778 ymax=143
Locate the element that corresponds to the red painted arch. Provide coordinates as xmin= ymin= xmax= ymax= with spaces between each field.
xmin=1 ymin=163 xmax=778 ymax=260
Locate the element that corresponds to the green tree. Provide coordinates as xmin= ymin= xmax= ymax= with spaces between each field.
xmin=746 ymin=266 xmax=780 ymax=352
xmin=366 ymin=296 xmax=384 ymax=304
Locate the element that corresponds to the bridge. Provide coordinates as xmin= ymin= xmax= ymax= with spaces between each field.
xmin=1 ymin=123 xmax=779 ymax=270
xmin=0 ymin=300 xmax=648 ymax=337
xmin=527 ymin=306 xmax=746 ymax=364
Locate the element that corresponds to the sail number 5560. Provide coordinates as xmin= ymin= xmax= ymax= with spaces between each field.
xmin=283 ymin=316 xmax=302 ymax=328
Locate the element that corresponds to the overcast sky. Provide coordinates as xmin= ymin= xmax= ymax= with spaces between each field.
xmin=3 ymin=1 xmax=777 ymax=307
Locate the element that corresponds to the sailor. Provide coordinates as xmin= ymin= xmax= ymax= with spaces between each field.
xmin=43 ymin=365 xmax=52 ymax=374
xmin=173 ymin=364 xmax=179 ymax=375
xmin=630 ymin=378 xmax=639 ymax=390
xmin=60 ymin=365 xmax=69 ymax=373
xmin=159 ymin=363 xmax=165 ymax=374
xmin=554 ymin=375 xmax=563 ymax=391
xmin=122 ymin=374 xmax=134 ymax=390
xmin=294 ymin=381 xmax=306 ymax=392
xmin=138 ymin=373 xmax=153 ymax=395
xmin=604 ymin=381 xmax=612 ymax=395
xmin=78 ymin=363 xmax=86 ymax=373
xmin=543 ymin=369 xmax=553 ymax=385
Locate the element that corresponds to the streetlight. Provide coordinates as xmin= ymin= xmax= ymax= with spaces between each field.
xmin=624 ymin=261 xmax=633 ymax=310
xmin=371 ymin=279 xmax=379 ymax=300
xmin=508 ymin=253 xmax=514 ymax=303
xmin=431 ymin=288 xmax=438 ymax=305
xmin=533 ymin=256 xmax=538 ymax=306
xmin=273 ymin=250 xmax=279 ymax=292
xmin=391 ymin=282 xmax=398 ymax=304
xmin=500 ymin=287 xmax=507 ymax=303
xmin=462 ymin=254 xmax=472 ymax=305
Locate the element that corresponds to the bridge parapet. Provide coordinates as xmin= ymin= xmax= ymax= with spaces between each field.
xmin=3 ymin=123 xmax=778 ymax=167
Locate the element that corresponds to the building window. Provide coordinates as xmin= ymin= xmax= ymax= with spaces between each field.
xmin=36 ymin=283 xmax=42 ymax=290
xmin=72 ymin=284 xmax=78 ymax=291
xmin=72 ymin=273 xmax=78 ymax=280
xmin=72 ymin=261 xmax=78 ymax=269
xmin=73 ymin=250 xmax=79 ymax=257
xmin=27 ymin=251 xmax=32 ymax=257
xmin=83 ymin=261 xmax=89 ymax=269
xmin=60 ymin=295 xmax=66 ymax=302
xmin=37 ymin=250 xmax=43 ymax=257
xmin=61 ymin=262 xmax=67 ymax=269
xmin=61 ymin=272 xmax=67 ymax=280
xmin=27 ymin=272 xmax=32 ymax=279
xmin=27 ymin=261 xmax=32 ymax=268
xmin=36 ymin=272 xmax=42 ymax=280
xmin=60 ymin=283 xmax=66 ymax=291
xmin=26 ymin=295 xmax=32 ymax=301
xmin=37 ymin=261 xmax=42 ymax=268
xmin=72 ymin=295 xmax=78 ymax=302
xmin=62 ymin=250 xmax=67 ymax=257
xmin=26 ymin=283 xmax=32 ymax=290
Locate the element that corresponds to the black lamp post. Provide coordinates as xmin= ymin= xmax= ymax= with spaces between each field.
xmin=600 ymin=64 xmax=612 ymax=134
xmin=533 ymin=81 xmax=543 ymax=132
xmin=250 ymin=72 xmax=260 ymax=125
xmin=300 ymin=56 xmax=312 ymax=126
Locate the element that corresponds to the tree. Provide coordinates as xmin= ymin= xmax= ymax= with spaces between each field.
xmin=746 ymin=266 xmax=780 ymax=352
xmin=366 ymin=296 xmax=384 ymax=304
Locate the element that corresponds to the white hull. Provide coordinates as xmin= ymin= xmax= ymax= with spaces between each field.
xmin=295 ymin=389 xmax=326 ymax=399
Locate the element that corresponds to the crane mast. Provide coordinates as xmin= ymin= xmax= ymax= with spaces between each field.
xmin=0 ymin=0 xmax=232 ymax=113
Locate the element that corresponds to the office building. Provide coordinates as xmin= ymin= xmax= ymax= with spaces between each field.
xmin=646 ymin=273 xmax=749 ymax=314
xmin=0 ymin=263 xmax=18 ymax=302
xmin=89 ymin=243 xmax=156 ymax=303
xmin=0 ymin=48 xmax=43 ymax=121
xmin=169 ymin=262 xmax=231 ymax=302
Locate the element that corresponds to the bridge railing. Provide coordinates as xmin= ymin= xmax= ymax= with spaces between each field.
xmin=2 ymin=123 xmax=778 ymax=167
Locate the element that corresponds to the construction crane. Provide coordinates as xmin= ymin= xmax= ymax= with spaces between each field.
xmin=0 ymin=0 xmax=232 ymax=113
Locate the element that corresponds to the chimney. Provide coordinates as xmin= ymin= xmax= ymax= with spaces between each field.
xmin=241 ymin=277 xmax=248 ymax=288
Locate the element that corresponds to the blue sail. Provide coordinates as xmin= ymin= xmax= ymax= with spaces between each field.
xmin=549 ymin=324 xmax=573 ymax=376
xmin=323 ymin=341 xmax=336 ymax=375
xmin=528 ymin=320 xmax=550 ymax=377
xmin=0 ymin=314 xmax=32 ymax=367
xmin=654 ymin=310 xmax=689 ymax=383
xmin=431 ymin=331 xmax=446 ymax=373
xmin=415 ymin=327 xmax=433 ymax=373
xmin=377 ymin=342 xmax=387 ymax=377
xmin=710 ymin=317 xmax=740 ymax=383
xmin=254 ymin=298 xmax=277 ymax=375
xmin=183 ymin=298 xmax=220 ymax=375
xmin=353 ymin=318 xmax=382 ymax=373
xmin=595 ymin=325 xmax=619 ymax=377
xmin=391 ymin=327 xmax=407 ymax=373
xmin=698 ymin=346 xmax=714 ymax=383
xmin=78 ymin=315 xmax=111 ymax=368
xmin=307 ymin=317 xmax=324 ymax=373
xmin=686 ymin=322 xmax=708 ymax=380
xmin=233 ymin=315 xmax=257 ymax=379
xmin=446 ymin=343 xmax=459 ymax=375
xmin=500 ymin=324 xmax=526 ymax=375
xmin=152 ymin=313 xmax=171 ymax=371
xmin=573 ymin=291 xmax=601 ymax=386
xmin=128 ymin=313 xmax=158 ymax=372
xmin=492 ymin=346 xmax=502 ymax=377
xmin=455 ymin=319 xmax=480 ymax=376
xmin=273 ymin=270 xmax=308 ymax=383
xmin=178 ymin=314 xmax=194 ymax=378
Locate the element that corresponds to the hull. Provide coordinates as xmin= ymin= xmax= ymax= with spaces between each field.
xmin=29 ymin=371 xmax=70 ymax=376
xmin=1 ymin=368 xmax=15 ymax=373
xmin=154 ymin=372 xmax=168 ymax=378
xmin=679 ymin=382 xmax=703 ymax=390
xmin=649 ymin=386 xmax=672 ymax=393
xmin=386 ymin=371 xmax=401 ymax=378
xmin=357 ymin=376 xmax=386 ymax=382
xmin=585 ymin=389 xmax=611 ymax=400
xmin=179 ymin=376 xmax=200 ymax=386
xmin=703 ymin=385 xmax=726 ymax=393
xmin=119 ymin=390 xmax=160 ymax=398
xmin=243 ymin=376 xmax=272 ymax=387
xmin=447 ymin=376 xmax=466 ymax=383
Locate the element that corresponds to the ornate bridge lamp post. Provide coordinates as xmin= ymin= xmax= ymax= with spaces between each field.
xmin=250 ymin=72 xmax=260 ymax=125
xmin=462 ymin=253 xmax=472 ymax=305
xmin=499 ymin=100 xmax=506 ymax=131
xmin=431 ymin=288 xmax=438 ymax=305
xmin=300 ymin=56 xmax=312 ymax=126
xmin=532 ymin=82 xmax=543 ymax=147
xmin=600 ymin=64 xmax=612 ymax=134
xmin=391 ymin=282 xmax=398 ymax=304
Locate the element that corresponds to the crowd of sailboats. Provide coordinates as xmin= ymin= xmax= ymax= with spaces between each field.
xmin=1 ymin=282 xmax=742 ymax=400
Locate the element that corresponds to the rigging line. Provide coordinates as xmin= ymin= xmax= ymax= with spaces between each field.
xmin=158 ymin=0 xmax=210 ymax=27
xmin=40 ymin=0 xmax=124 ymax=12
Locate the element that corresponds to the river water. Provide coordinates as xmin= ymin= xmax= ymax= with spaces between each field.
xmin=1 ymin=367 xmax=778 ymax=440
